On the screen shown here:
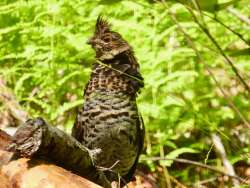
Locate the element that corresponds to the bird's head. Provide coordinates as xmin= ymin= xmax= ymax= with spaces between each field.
xmin=87 ymin=16 xmax=131 ymax=61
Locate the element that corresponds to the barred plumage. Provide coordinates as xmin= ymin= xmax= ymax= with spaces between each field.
xmin=71 ymin=16 xmax=144 ymax=183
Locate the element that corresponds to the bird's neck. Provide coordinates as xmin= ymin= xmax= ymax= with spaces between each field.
xmin=84 ymin=53 xmax=143 ymax=97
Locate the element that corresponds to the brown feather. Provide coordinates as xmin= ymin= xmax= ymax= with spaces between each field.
xmin=95 ymin=15 xmax=111 ymax=34
xmin=72 ymin=16 xmax=144 ymax=184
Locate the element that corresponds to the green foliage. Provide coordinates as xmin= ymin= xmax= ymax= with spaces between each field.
xmin=1 ymin=0 xmax=249 ymax=186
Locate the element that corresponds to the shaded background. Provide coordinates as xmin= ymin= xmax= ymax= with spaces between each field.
xmin=0 ymin=0 xmax=249 ymax=187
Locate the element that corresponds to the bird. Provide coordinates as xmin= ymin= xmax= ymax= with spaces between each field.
xmin=71 ymin=15 xmax=144 ymax=184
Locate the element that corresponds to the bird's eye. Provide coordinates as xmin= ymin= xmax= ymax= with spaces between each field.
xmin=103 ymin=36 xmax=111 ymax=42
xmin=103 ymin=38 xmax=110 ymax=42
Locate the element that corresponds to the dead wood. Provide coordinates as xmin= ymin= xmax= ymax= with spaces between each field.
xmin=1 ymin=118 xmax=111 ymax=188
xmin=0 ymin=152 xmax=103 ymax=188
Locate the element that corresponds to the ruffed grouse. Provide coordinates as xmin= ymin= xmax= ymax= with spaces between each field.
xmin=72 ymin=16 xmax=144 ymax=183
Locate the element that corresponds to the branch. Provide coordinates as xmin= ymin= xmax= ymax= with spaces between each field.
xmin=141 ymin=157 xmax=247 ymax=183
xmin=203 ymin=12 xmax=249 ymax=46
xmin=7 ymin=117 xmax=111 ymax=188
xmin=211 ymin=133 xmax=240 ymax=186
xmin=186 ymin=6 xmax=250 ymax=95
xmin=169 ymin=12 xmax=250 ymax=128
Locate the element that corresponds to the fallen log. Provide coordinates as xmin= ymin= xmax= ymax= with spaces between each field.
xmin=1 ymin=118 xmax=111 ymax=188
xmin=0 ymin=157 xmax=102 ymax=188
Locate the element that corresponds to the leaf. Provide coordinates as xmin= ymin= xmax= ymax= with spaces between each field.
xmin=22 ymin=97 xmax=51 ymax=110
xmin=42 ymin=25 xmax=61 ymax=37
xmin=57 ymin=71 xmax=81 ymax=86
xmin=14 ymin=73 xmax=35 ymax=97
xmin=165 ymin=140 xmax=177 ymax=149
xmin=160 ymin=148 xmax=198 ymax=167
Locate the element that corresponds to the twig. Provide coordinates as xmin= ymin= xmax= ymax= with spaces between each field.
xmin=162 ymin=166 xmax=171 ymax=188
xmin=141 ymin=157 xmax=246 ymax=183
xmin=160 ymin=146 xmax=171 ymax=188
xmin=211 ymin=133 xmax=239 ymax=186
xmin=97 ymin=160 xmax=128 ymax=187
xmin=204 ymin=143 xmax=214 ymax=165
xmin=97 ymin=160 xmax=120 ymax=172
xmin=203 ymin=12 xmax=249 ymax=45
xmin=169 ymin=12 xmax=250 ymax=128
xmin=227 ymin=7 xmax=250 ymax=26
xmin=186 ymin=7 xmax=250 ymax=95
xmin=96 ymin=60 xmax=143 ymax=84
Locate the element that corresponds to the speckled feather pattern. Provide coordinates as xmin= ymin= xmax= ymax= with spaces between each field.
xmin=74 ymin=91 xmax=139 ymax=176
xmin=71 ymin=16 xmax=144 ymax=183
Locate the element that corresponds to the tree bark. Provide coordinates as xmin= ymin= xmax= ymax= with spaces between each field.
xmin=0 ymin=157 xmax=103 ymax=188
xmin=6 ymin=117 xmax=111 ymax=188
